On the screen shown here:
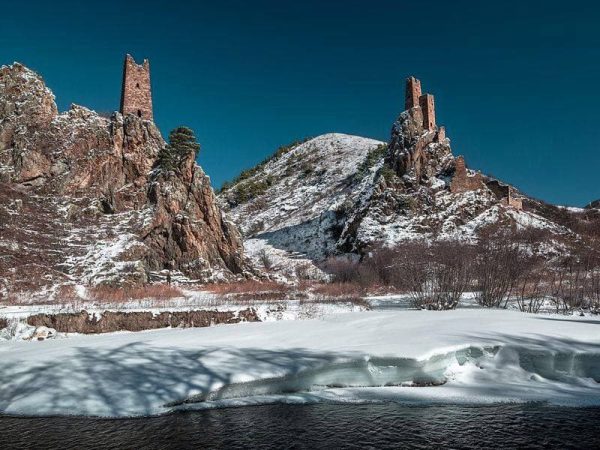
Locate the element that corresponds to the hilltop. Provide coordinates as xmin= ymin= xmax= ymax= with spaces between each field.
xmin=218 ymin=77 xmax=598 ymax=279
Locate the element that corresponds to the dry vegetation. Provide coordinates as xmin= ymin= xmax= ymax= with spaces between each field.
xmin=201 ymin=279 xmax=367 ymax=306
xmin=6 ymin=205 xmax=600 ymax=316
xmin=88 ymin=284 xmax=184 ymax=303
xmin=202 ymin=280 xmax=294 ymax=302
xmin=203 ymin=280 xmax=290 ymax=296
xmin=1 ymin=284 xmax=185 ymax=309
xmin=323 ymin=223 xmax=600 ymax=313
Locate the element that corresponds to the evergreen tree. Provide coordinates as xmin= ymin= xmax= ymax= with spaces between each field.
xmin=158 ymin=126 xmax=201 ymax=171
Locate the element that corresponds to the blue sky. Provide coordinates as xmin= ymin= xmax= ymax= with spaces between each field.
xmin=1 ymin=0 xmax=599 ymax=205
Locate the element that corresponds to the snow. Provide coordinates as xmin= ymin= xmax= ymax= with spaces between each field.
xmin=219 ymin=133 xmax=384 ymax=272
xmin=1 ymin=309 xmax=600 ymax=417
xmin=0 ymin=286 xmax=365 ymax=324
xmin=0 ymin=320 xmax=58 ymax=342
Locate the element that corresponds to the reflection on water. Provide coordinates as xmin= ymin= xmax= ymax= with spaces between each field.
xmin=2 ymin=403 xmax=600 ymax=449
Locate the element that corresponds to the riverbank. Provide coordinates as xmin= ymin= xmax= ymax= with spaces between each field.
xmin=1 ymin=309 xmax=599 ymax=417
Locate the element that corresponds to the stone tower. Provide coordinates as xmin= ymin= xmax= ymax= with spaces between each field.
xmin=120 ymin=54 xmax=153 ymax=121
xmin=404 ymin=77 xmax=438 ymax=131
xmin=405 ymin=76 xmax=422 ymax=110
xmin=419 ymin=93 xmax=436 ymax=131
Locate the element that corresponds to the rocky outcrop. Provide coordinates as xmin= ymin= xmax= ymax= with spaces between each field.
xmin=386 ymin=106 xmax=453 ymax=186
xmin=0 ymin=63 xmax=246 ymax=297
xmin=25 ymin=309 xmax=260 ymax=333
xmin=143 ymin=153 xmax=245 ymax=276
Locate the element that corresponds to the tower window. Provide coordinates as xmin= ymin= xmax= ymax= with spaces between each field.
xmin=136 ymin=82 xmax=140 ymax=88
xmin=137 ymin=110 xmax=142 ymax=117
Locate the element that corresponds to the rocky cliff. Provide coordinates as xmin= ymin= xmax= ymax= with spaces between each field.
xmin=0 ymin=63 xmax=245 ymax=299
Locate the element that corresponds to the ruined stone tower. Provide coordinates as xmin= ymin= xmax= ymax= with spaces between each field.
xmin=120 ymin=54 xmax=153 ymax=121
xmin=405 ymin=76 xmax=422 ymax=110
xmin=419 ymin=94 xmax=435 ymax=131
xmin=450 ymin=156 xmax=484 ymax=193
xmin=404 ymin=77 xmax=437 ymax=132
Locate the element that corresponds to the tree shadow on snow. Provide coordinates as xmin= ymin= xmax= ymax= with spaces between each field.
xmin=534 ymin=317 xmax=600 ymax=326
xmin=0 ymin=342 xmax=353 ymax=417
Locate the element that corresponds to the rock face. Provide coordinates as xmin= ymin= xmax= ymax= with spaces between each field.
xmin=0 ymin=63 xmax=245 ymax=298
xmin=26 ymin=309 xmax=260 ymax=334
xmin=386 ymin=106 xmax=452 ymax=184
xmin=338 ymin=105 xmax=557 ymax=253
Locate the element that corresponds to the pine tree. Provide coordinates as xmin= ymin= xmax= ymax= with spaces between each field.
xmin=158 ymin=126 xmax=201 ymax=171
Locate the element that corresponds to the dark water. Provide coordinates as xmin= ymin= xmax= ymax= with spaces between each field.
xmin=2 ymin=403 xmax=600 ymax=449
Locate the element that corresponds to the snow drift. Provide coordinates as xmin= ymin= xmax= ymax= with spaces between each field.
xmin=1 ymin=310 xmax=600 ymax=417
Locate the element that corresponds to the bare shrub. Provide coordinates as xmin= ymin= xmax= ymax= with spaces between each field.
xmin=473 ymin=229 xmax=524 ymax=308
xmin=323 ymin=241 xmax=472 ymax=306
xmin=547 ymin=243 xmax=600 ymax=313
xmin=323 ymin=253 xmax=396 ymax=289
xmin=361 ymin=246 xmax=410 ymax=290
xmin=258 ymin=249 xmax=275 ymax=271
xmin=550 ymin=254 xmax=589 ymax=313
xmin=586 ymin=259 xmax=600 ymax=314
xmin=395 ymin=241 xmax=473 ymax=310
xmin=322 ymin=257 xmax=361 ymax=284
xmin=514 ymin=257 xmax=547 ymax=313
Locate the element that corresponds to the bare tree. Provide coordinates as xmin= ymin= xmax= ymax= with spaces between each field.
xmin=258 ymin=249 xmax=275 ymax=271
xmin=473 ymin=229 xmax=523 ymax=308
xmin=395 ymin=241 xmax=474 ymax=310
xmin=514 ymin=257 xmax=546 ymax=313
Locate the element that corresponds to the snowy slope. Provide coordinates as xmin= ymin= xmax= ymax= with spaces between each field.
xmin=218 ymin=132 xmax=572 ymax=278
xmin=220 ymin=133 xmax=383 ymax=244
xmin=2 ymin=309 xmax=600 ymax=417
xmin=218 ymin=133 xmax=384 ymax=277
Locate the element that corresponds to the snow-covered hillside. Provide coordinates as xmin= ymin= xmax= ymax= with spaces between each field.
xmin=218 ymin=128 xmax=572 ymax=279
xmin=218 ymin=133 xmax=385 ymax=277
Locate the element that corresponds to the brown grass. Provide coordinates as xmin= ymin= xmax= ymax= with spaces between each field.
xmin=204 ymin=280 xmax=292 ymax=300
xmin=55 ymin=284 xmax=81 ymax=302
xmin=310 ymin=282 xmax=366 ymax=298
xmin=88 ymin=284 xmax=184 ymax=303
xmin=203 ymin=280 xmax=370 ymax=304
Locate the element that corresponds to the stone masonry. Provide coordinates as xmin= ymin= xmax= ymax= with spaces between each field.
xmin=404 ymin=77 xmax=439 ymax=133
xmin=436 ymin=126 xmax=446 ymax=142
xmin=486 ymin=179 xmax=523 ymax=210
xmin=419 ymin=94 xmax=436 ymax=131
xmin=120 ymin=54 xmax=153 ymax=121
xmin=405 ymin=76 xmax=422 ymax=110
xmin=450 ymin=156 xmax=485 ymax=193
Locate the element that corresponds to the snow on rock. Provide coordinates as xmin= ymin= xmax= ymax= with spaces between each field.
xmin=0 ymin=62 xmax=246 ymax=299
xmin=219 ymin=126 xmax=576 ymax=279
xmin=218 ymin=133 xmax=384 ymax=275
xmin=1 ymin=309 xmax=600 ymax=417
xmin=0 ymin=319 xmax=57 ymax=341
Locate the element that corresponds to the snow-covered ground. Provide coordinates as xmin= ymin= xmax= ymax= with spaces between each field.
xmin=0 ymin=288 xmax=366 ymax=327
xmin=1 ymin=309 xmax=599 ymax=417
